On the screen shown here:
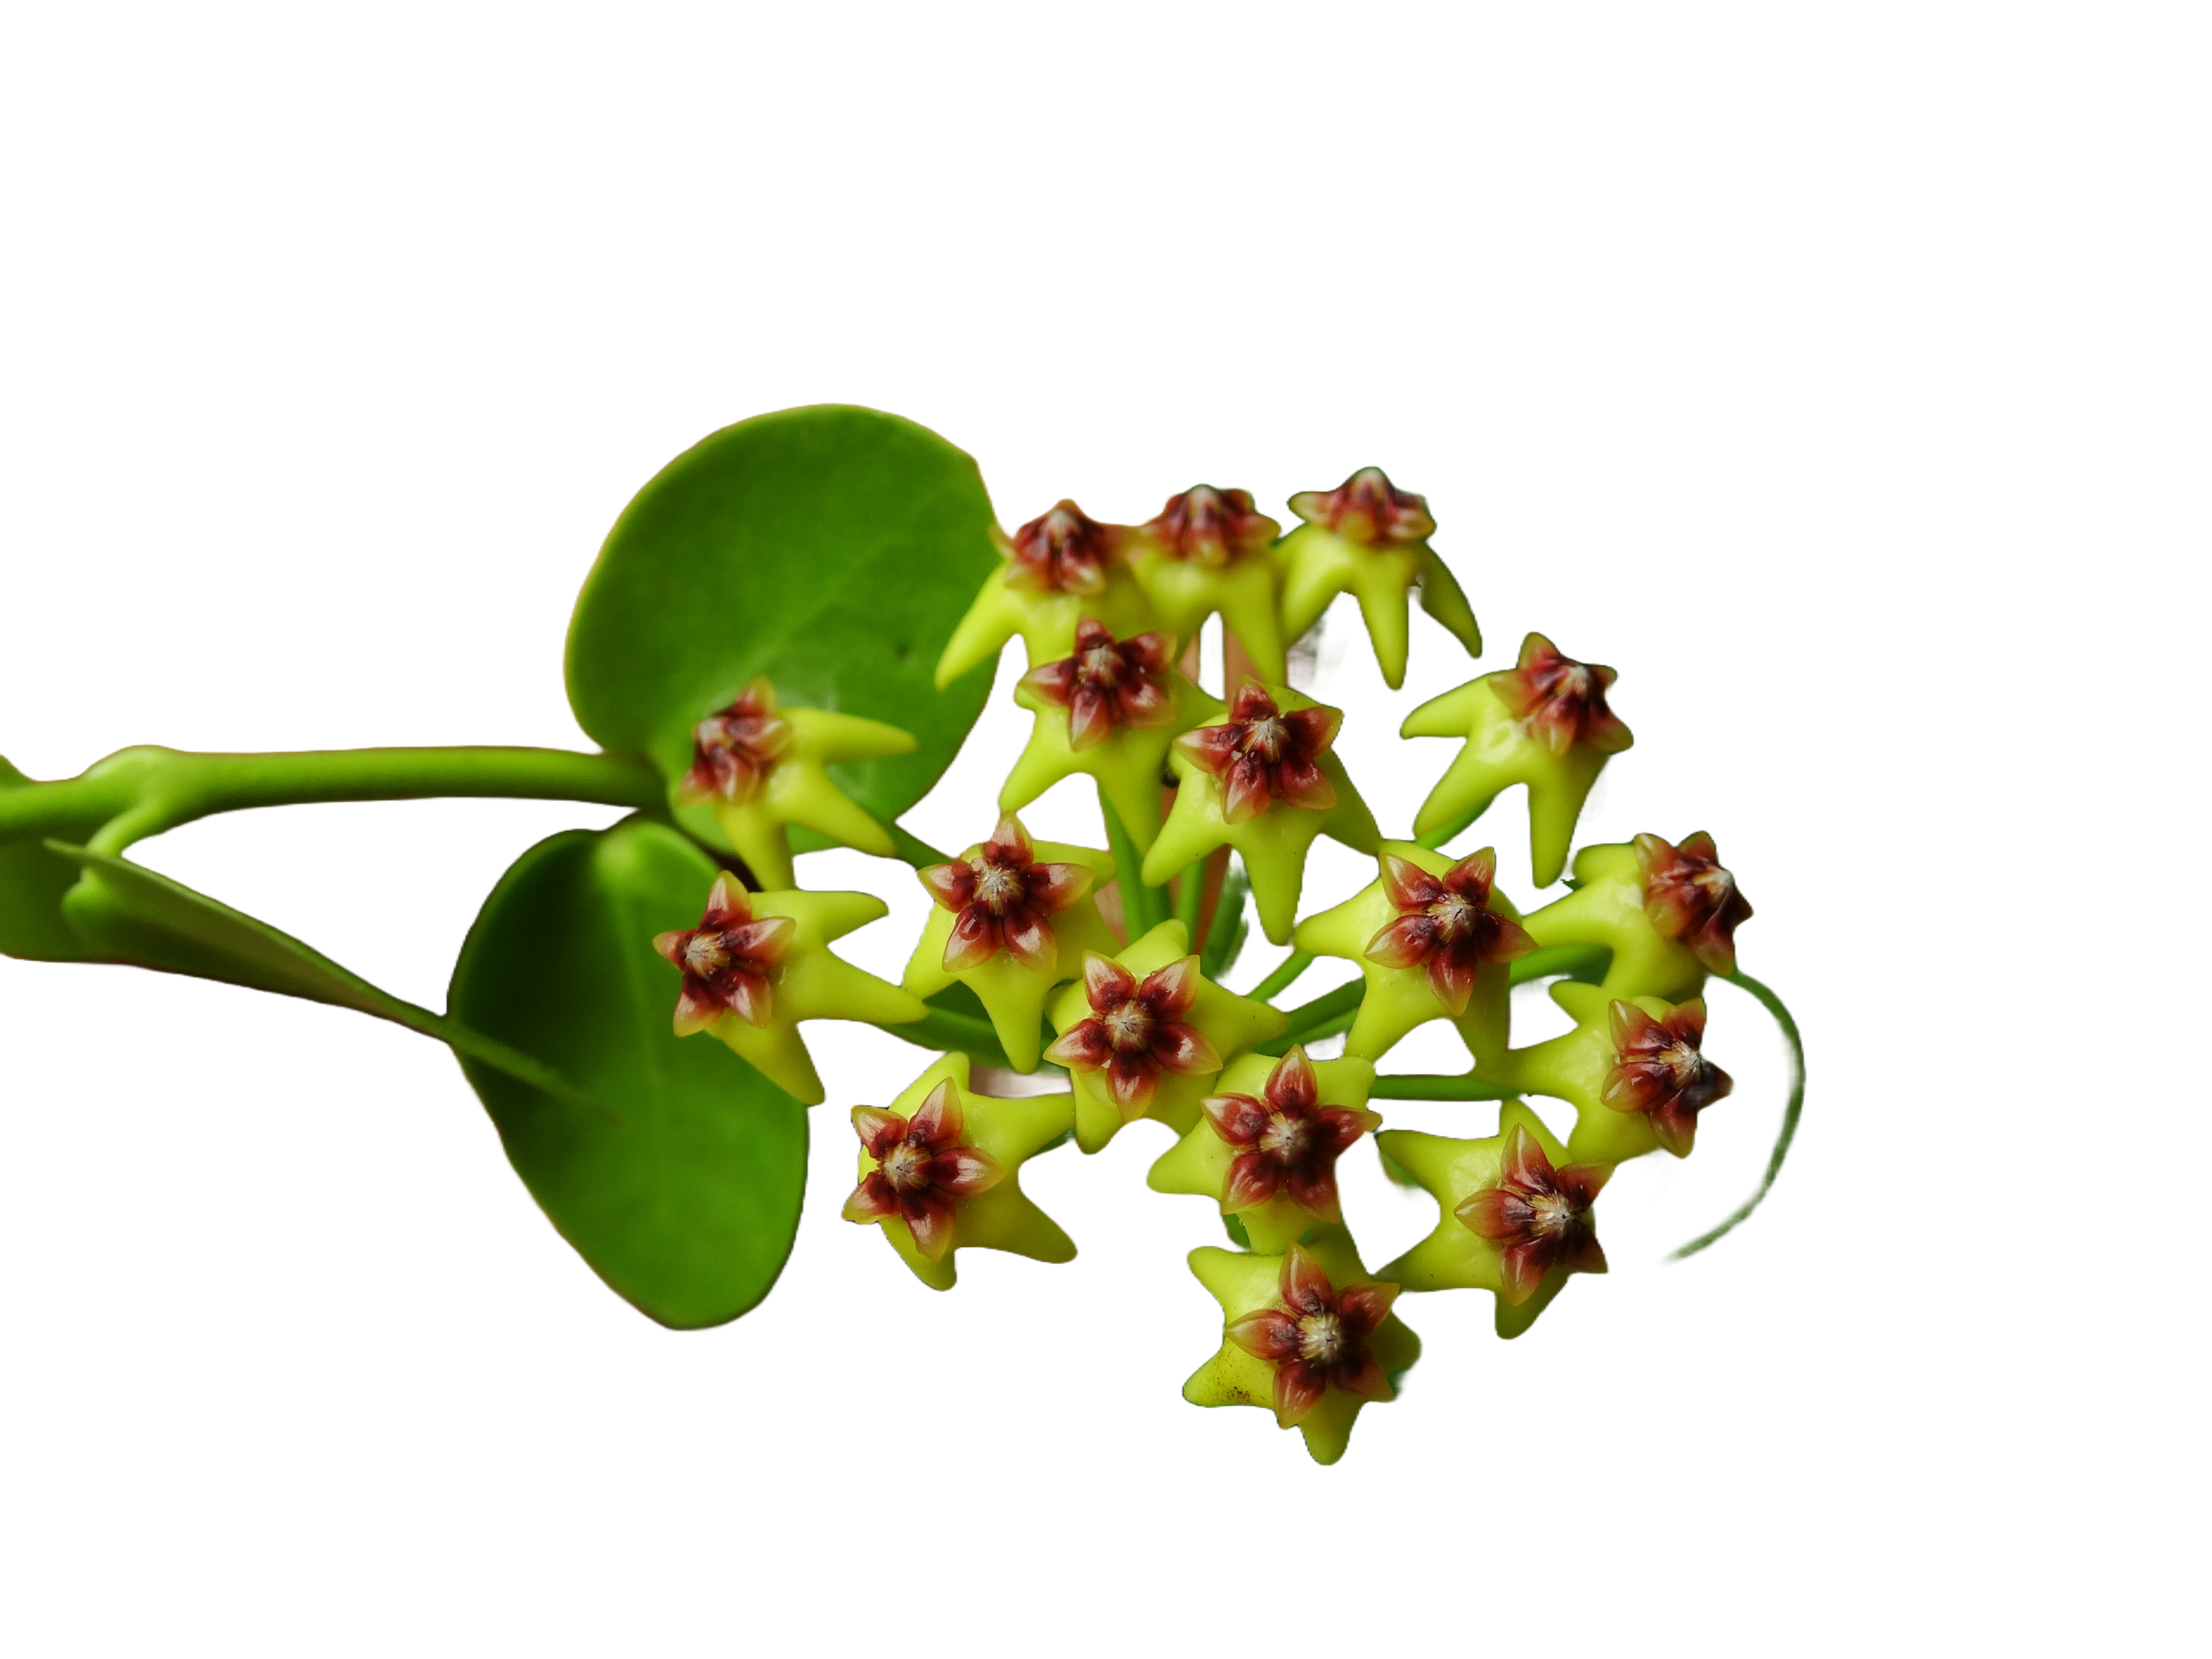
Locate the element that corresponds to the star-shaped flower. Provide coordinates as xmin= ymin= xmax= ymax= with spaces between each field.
xmin=841 ymin=1055 xmax=1077 ymax=1291
xmin=1147 ymin=1047 xmax=1380 ymax=1253
xmin=901 ymin=816 xmax=1118 ymax=1071
xmin=1270 ymin=466 xmax=1481 ymax=689
xmin=1518 ymin=832 xmax=1751 ymax=1002
xmin=668 ymin=678 xmax=918 ymax=892
xmin=1401 ymin=632 xmax=1636 ymax=888
xmin=934 ymin=501 xmax=1154 ymax=689
xmin=1000 ymin=626 xmax=1220 ymax=855
xmin=1140 ymin=680 xmax=1380 ymax=944
xmin=1121 ymin=485 xmax=1292 ymax=682
xmin=1044 ymin=920 xmax=1288 ymax=1152
xmin=653 ymin=873 xmax=927 ymax=1104
xmin=1600 ymin=997 xmax=1733 ymax=1156
xmin=1291 ymin=841 xmax=1533 ymax=1068
xmin=1183 ymin=1226 xmax=1420 ymax=1466
xmin=1375 ymin=1100 xmax=1607 ymax=1338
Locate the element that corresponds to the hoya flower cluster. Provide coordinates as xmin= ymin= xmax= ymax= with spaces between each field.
xmin=651 ymin=471 xmax=1761 ymax=1465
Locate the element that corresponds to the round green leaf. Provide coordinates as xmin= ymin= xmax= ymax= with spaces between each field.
xmin=449 ymin=817 xmax=809 ymax=1329
xmin=565 ymin=405 xmax=1000 ymax=844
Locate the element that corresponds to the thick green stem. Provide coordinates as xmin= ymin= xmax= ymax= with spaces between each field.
xmin=1203 ymin=858 xmax=1256 ymax=987
xmin=1173 ymin=857 xmax=1205 ymax=939
xmin=1508 ymin=943 xmax=1611 ymax=986
xmin=0 ymin=744 xmax=664 ymax=855
xmin=880 ymin=1006 xmax=1013 ymax=1068
xmin=1369 ymin=1073 xmax=1519 ymax=1100
xmin=1276 ymin=979 xmax=1363 ymax=1046
xmin=1249 ymin=950 xmax=1313 ymax=1002
xmin=1671 ymin=970 xmax=1805 ymax=1259
xmin=1100 ymin=794 xmax=1169 ymax=937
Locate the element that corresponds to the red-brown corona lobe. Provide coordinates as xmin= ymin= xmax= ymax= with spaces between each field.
xmin=1201 ymin=1047 xmax=1382 ymax=1224
xmin=1455 ymin=1123 xmax=1610 ymax=1304
xmin=1493 ymin=633 xmax=1633 ymax=758
xmin=841 ymin=1080 xmax=1004 ymax=1262
xmin=1601 ymin=998 xmax=1733 ymax=1157
xmin=918 ymin=815 xmax=1094 ymax=976
xmin=1286 ymin=466 xmax=1436 ymax=546
xmin=1634 ymin=832 xmax=1753 ymax=975
xmin=651 ymin=873 xmax=797 ymax=1036
xmin=1044 ymin=954 xmax=1222 ymax=1112
xmin=1141 ymin=484 xmax=1279 ymax=568
xmin=1224 ymin=1244 xmax=1400 ymax=1427
xmin=678 ymin=678 xmax=793 ymax=805
xmin=1018 ymin=620 xmax=1179 ymax=751
xmin=1173 ymin=680 xmax=1341 ymax=824
xmin=1362 ymin=848 xmax=1537 ymax=1016
xmin=1002 ymin=501 xmax=1119 ymax=595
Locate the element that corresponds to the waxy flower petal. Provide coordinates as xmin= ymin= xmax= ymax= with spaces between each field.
xmin=1635 ymin=831 xmax=1754 ymax=976
xmin=1601 ymin=997 xmax=1733 ymax=1156
xmin=1222 ymin=1244 xmax=1400 ymax=1427
xmin=1493 ymin=633 xmax=1632 ymax=759
xmin=918 ymin=813 xmax=1095 ymax=977
xmin=652 ymin=873 xmax=797 ymax=1035
xmin=841 ymin=1079 xmax=1005 ymax=1262
xmin=676 ymin=678 xmax=793 ymax=806
xmin=1454 ymin=1123 xmax=1611 ymax=1304
xmin=1018 ymin=620 xmax=1179 ymax=751
xmin=1005 ymin=500 xmax=1119 ymax=595
xmin=1362 ymin=848 xmax=1537 ymax=1016
xmin=1045 ymin=951 xmax=1222 ymax=1113
xmin=1173 ymin=680 xmax=1342 ymax=824
xmin=1199 ymin=1047 xmax=1380 ymax=1225
xmin=1142 ymin=484 xmax=1279 ymax=568
xmin=1288 ymin=466 xmax=1437 ymax=545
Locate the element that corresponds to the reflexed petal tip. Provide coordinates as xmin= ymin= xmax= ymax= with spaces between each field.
xmin=841 ymin=1171 xmax=898 ymax=1223
xmin=908 ymin=1080 xmax=963 ymax=1149
xmin=1081 ymin=952 xmax=1137 ymax=1010
xmin=1278 ymin=1243 xmax=1334 ymax=1313
xmin=901 ymin=1192 xmax=958 ymax=1261
xmin=1226 ymin=1309 xmax=1300 ymax=1362
xmin=1202 ymin=1092 xmax=1270 ymax=1145
xmin=852 ymin=1106 xmax=908 ymax=1158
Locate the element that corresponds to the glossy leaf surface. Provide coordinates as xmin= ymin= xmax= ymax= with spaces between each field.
xmin=449 ymin=818 xmax=809 ymax=1328
xmin=565 ymin=405 xmax=1000 ymax=846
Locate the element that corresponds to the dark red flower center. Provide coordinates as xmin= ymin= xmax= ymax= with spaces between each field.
xmin=1141 ymin=484 xmax=1278 ymax=568
xmin=1018 ymin=620 xmax=1178 ymax=750
xmin=1287 ymin=466 xmax=1435 ymax=546
xmin=1634 ymin=831 xmax=1753 ymax=975
xmin=920 ymin=815 xmax=1094 ymax=976
xmin=1202 ymin=1047 xmax=1380 ymax=1223
xmin=1006 ymin=501 xmax=1117 ymax=595
xmin=1172 ymin=680 xmax=1342 ymax=824
xmin=1493 ymin=633 xmax=1632 ymax=758
xmin=1363 ymin=850 xmax=1537 ymax=1016
xmin=1044 ymin=954 xmax=1222 ymax=1114
xmin=1601 ymin=998 xmax=1733 ymax=1157
xmin=840 ymin=1081 xmax=1005 ymax=1263
xmin=652 ymin=874 xmax=796 ymax=1036
xmin=678 ymin=678 xmax=793 ymax=805
xmin=1455 ymin=1124 xmax=1610 ymax=1304
xmin=1223 ymin=1244 xmax=1399 ymax=1427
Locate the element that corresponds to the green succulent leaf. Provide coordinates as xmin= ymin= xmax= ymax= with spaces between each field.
xmin=448 ymin=817 xmax=809 ymax=1329
xmin=565 ymin=405 xmax=1001 ymax=850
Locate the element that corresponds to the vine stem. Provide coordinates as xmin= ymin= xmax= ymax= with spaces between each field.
xmin=1670 ymin=970 xmax=1805 ymax=1259
xmin=1098 ymin=794 xmax=1169 ymax=937
xmin=0 ymin=745 xmax=664 ymax=855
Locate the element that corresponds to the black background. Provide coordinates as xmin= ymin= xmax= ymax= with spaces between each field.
xmin=4 ymin=311 xmax=1867 ymax=1504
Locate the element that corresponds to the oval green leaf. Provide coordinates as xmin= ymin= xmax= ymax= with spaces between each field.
xmin=565 ymin=405 xmax=1001 ymax=850
xmin=448 ymin=817 xmax=809 ymax=1328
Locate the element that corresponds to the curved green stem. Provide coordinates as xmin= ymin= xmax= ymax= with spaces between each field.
xmin=1369 ymin=1073 xmax=1519 ymax=1100
xmin=0 ymin=745 xmax=664 ymax=855
xmin=1249 ymin=950 xmax=1313 ymax=1002
xmin=1671 ymin=969 xmax=1805 ymax=1260
xmin=1275 ymin=979 xmax=1363 ymax=1048
xmin=1173 ymin=857 xmax=1205 ymax=939
xmin=1100 ymin=794 xmax=1169 ymax=937
xmin=1508 ymin=943 xmax=1610 ymax=986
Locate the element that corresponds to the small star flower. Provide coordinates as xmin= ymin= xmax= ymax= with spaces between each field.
xmin=1517 ymin=834 xmax=1747 ymax=1002
xmin=1045 ymin=921 xmax=1287 ymax=1152
xmin=1455 ymin=1122 xmax=1611 ymax=1305
xmin=841 ymin=1057 xmax=1077 ymax=1291
xmin=652 ymin=873 xmax=797 ymax=1034
xmin=1045 ymin=952 xmax=1221 ymax=1114
xmin=1292 ymin=841 xmax=1530 ymax=1068
xmin=1272 ymin=465 xmax=1481 ymax=689
xmin=1149 ymin=1049 xmax=1378 ymax=1252
xmin=1601 ymin=997 xmax=1733 ymax=1156
xmin=1362 ymin=848 xmax=1537 ymax=1016
xmin=1184 ymin=1226 xmax=1420 ymax=1464
xmin=919 ymin=814 xmax=1097 ymax=976
xmin=902 ymin=820 xmax=1117 ymax=1074
xmin=1016 ymin=620 xmax=1179 ymax=751
xmin=1635 ymin=831 xmax=1753 ymax=976
xmin=1402 ymin=632 xmax=1636 ymax=888
xmin=1173 ymin=679 xmax=1340 ymax=823
xmin=841 ymin=1080 xmax=1005 ymax=1262
xmin=1492 ymin=633 xmax=1632 ymax=758
xmin=653 ymin=874 xmax=927 ymax=1105
xmin=1376 ymin=1103 xmax=1604 ymax=1338
xmin=935 ymin=501 xmax=1153 ymax=688
xmin=1144 ymin=680 xmax=1380 ymax=945
xmin=664 ymin=677 xmax=917 ymax=891
xmin=1123 ymin=485 xmax=1292 ymax=681
xmin=676 ymin=677 xmax=792 ymax=805
xmin=1223 ymin=1243 xmax=1401 ymax=1427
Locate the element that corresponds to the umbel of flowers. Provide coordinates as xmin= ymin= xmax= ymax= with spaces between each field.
xmin=651 ymin=469 xmax=1782 ymax=1466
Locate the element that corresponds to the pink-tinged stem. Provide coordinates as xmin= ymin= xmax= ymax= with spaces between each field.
xmin=1654 ymin=969 xmax=1805 ymax=1265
